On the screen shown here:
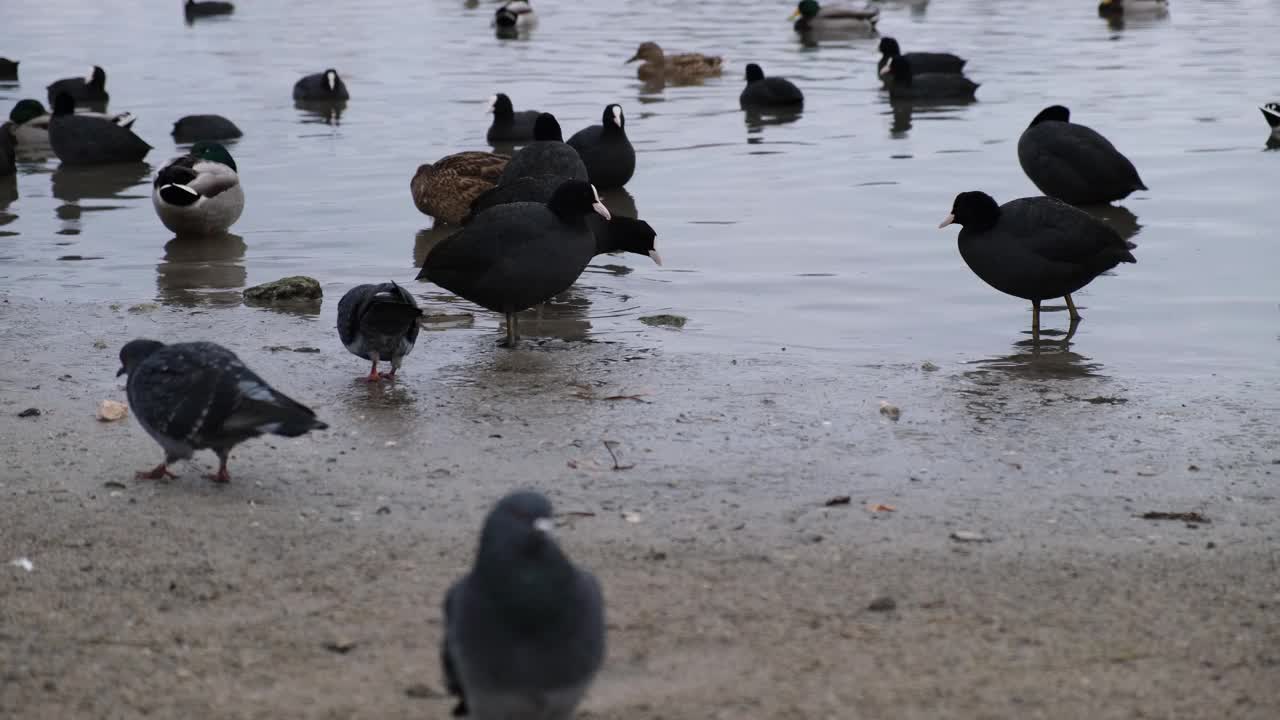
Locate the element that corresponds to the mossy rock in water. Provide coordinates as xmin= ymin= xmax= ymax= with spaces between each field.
xmin=639 ymin=314 xmax=687 ymax=329
xmin=243 ymin=276 xmax=322 ymax=303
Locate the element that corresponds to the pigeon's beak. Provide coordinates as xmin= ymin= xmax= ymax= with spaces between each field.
xmin=648 ymin=249 xmax=663 ymax=266
xmin=938 ymin=214 xmax=955 ymax=229
xmin=116 ymin=366 xmax=126 ymax=377
xmin=533 ymin=517 xmax=554 ymax=534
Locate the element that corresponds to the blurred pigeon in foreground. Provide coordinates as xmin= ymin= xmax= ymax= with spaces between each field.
xmin=337 ymin=282 xmax=422 ymax=381
xmin=117 ymin=339 xmax=328 ymax=483
xmin=443 ymin=491 xmax=605 ymax=719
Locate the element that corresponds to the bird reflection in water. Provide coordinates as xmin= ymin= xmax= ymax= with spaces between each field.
xmin=889 ymin=102 xmax=913 ymax=138
xmin=1083 ymin=205 xmax=1142 ymax=242
xmin=155 ymin=233 xmax=247 ymax=307
xmin=51 ymin=162 xmax=150 ymax=233
xmin=600 ymin=187 xmax=637 ymax=219
xmin=744 ymin=108 xmax=803 ymax=142
xmin=959 ymin=331 xmax=1109 ymax=426
xmin=0 ymin=176 xmax=16 ymax=230
xmin=294 ymin=100 xmax=345 ymax=126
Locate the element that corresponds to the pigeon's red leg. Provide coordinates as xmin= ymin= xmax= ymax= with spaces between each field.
xmin=136 ymin=463 xmax=177 ymax=480
xmin=366 ymin=352 xmax=381 ymax=382
xmin=379 ymin=366 xmax=397 ymax=380
xmin=205 ymin=454 xmax=231 ymax=484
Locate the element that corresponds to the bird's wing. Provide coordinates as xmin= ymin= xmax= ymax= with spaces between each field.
xmin=154 ymin=156 xmax=198 ymax=189
xmin=187 ymin=159 xmax=240 ymax=198
xmin=216 ymin=363 xmax=324 ymax=438
xmin=336 ymin=284 xmax=371 ymax=346
xmin=1006 ymin=198 xmax=1126 ymax=264
xmin=433 ymin=151 xmax=509 ymax=180
xmin=1029 ymin=124 xmax=1140 ymax=191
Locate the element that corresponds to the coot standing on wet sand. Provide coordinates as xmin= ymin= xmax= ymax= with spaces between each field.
xmin=739 ymin=64 xmax=804 ymax=108
xmin=939 ymin=191 xmax=1137 ymax=334
xmin=417 ymin=180 xmax=611 ymax=348
xmin=567 ymin=104 xmax=635 ymax=190
xmin=1017 ymin=105 xmax=1147 ymax=206
xmin=497 ymin=113 xmax=588 ymax=185
xmin=47 ymin=66 xmax=109 ymax=108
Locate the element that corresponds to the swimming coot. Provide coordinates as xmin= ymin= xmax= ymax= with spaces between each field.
xmin=880 ymin=56 xmax=978 ymax=101
xmin=1017 ymin=105 xmax=1146 ymax=206
xmin=497 ymin=113 xmax=588 ymax=185
xmin=47 ymin=66 xmax=109 ymax=108
xmin=740 ymin=63 xmax=804 ymax=108
xmin=47 ymin=92 xmax=150 ymax=164
xmin=566 ymin=104 xmax=635 ymax=190
xmin=487 ymin=93 xmax=541 ymax=143
xmin=171 ymin=114 xmax=243 ymax=143
xmin=293 ymin=69 xmax=349 ymax=102
xmin=939 ymin=191 xmax=1137 ymax=333
xmin=417 ymin=180 xmax=610 ymax=347
xmin=877 ymin=37 xmax=966 ymax=77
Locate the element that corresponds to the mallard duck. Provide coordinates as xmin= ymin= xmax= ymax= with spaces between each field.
xmin=0 ymin=58 xmax=17 ymax=81
xmin=47 ymin=66 xmax=109 ymax=108
xmin=8 ymin=99 xmax=135 ymax=147
xmin=293 ymin=69 xmax=349 ymax=102
xmin=626 ymin=42 xmax=723 ymax=83
xmin=47 ymin=93 xmax=149 ymax=164
xmin=152 ymin=142 xmax=244 ymax=236
xmin=1261 ymin=103 xmax=1280 ymax=145
xmin=411 ymin=151 xmax=508 ymax=226
xmin=790 ymin=0 xmax=879 ymax=34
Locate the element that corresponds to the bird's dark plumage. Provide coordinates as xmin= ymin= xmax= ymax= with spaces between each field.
xmin=881 ymin=56 xmax=978 ymax=101
xmin=0 ymin=58 xmax=17 ymax=81
xmin=418 ymin=180 xmax=610 ymax=346
xmin=185 ymin=0 xmax=235 ymax=17
xmin=1017 ymin=105 xmax=1147 ymax=206
xmin=467 ymin=174 xmax=562 ymax=221
xmin=877 ymin=37 xmax=966 ymax=76
xmin=442 ymin=491 xmax=605 ymax=720
xmin=293 ymin=69 xmax=349 ymax=102
xmin=172 ymin=114 xmax=243 ymax=143
xmin=336 ymin=283 xmax=422 ymax=380
xmin=0 ymin=124 xmax=15 ymax=177
xmin=487 ymin=93 xmax=541 ymax=143
xmin=48 ymin=92 xmax=150 ymax=165
xmin=118 ymin=339 xmax=327 ymax=482
xmin=739 ymin=64 xmax=804 ymax=108
xmin=497 ymin=114 xmax=588 ymax=185
xmin=47 ymin=66 xmax=109 ymax=108
xmin=566 ymin=104 xmax=635 ymax=190
xmin=942 ymin=191 xmax=1136 ymax=308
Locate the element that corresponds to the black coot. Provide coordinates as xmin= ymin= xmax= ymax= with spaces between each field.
xmin=739 ymin=64 xmax=804 ymax=108
xmin=48 ymin=93 xmax=150 ymax=165
xmin=47 ymin=66 xmax=109 ymax=108
xmin=497 ymin=113 xmax=588 ymax=185
xmin=293 ymin=69 xmax=349 ymax=102
xmin=487 ymin=93 xmax=541 ymax=143
xmin=171 ymin=114 xmax=243 ymax=143
xmin=1018 ymin=105 xmax=1146 ymax=206
xmin=566 ymin=104 xmax=635 ymax=190
xmin=417 ymin=180 xmax=611 ymax=347
xmin=880 ymin=56 xmax=978 ymax=101
xmin=877 ymin=38 xmax=966 ymax=76
xmin=939 ymin=191 xmax=1137 ymax=334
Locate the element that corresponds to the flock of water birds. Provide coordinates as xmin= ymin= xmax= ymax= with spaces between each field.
xmin=3 ymin=0 xmax=1276 ymax=717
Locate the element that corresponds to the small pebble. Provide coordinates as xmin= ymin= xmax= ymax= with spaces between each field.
xmin=868 ymin=596 xmax=897 ymax=612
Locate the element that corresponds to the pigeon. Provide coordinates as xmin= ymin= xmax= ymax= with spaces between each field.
xmin=337 ymin=282 xmax=423 ymax=381
xmin=117 ymin=339 xmax=328 ymax=483
xmin=442 ymin=491 xmax=606 ymax=720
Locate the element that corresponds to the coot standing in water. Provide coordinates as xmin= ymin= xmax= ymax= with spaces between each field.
xmin=1017 ymin=105 xmax=1147 ymax=206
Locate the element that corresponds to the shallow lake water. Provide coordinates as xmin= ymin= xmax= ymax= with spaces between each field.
xmin=1 ymin=0 xmax=1278 ymax=390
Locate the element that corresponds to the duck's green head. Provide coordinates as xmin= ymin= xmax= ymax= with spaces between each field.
xmin=790 ymin=0 xmax=820 ymax=20
xmin=9 ymin=99 xmax=47 ymax=125
xmin=191 ymin=141 xmax=236 ymax=172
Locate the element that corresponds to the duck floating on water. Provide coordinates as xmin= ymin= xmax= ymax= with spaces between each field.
xmin=626 ymin=42 xmax=722 ymax=84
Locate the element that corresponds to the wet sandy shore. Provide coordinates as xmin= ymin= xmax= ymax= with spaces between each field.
xmin=2 ymin=296 xmax=1278 ymax=719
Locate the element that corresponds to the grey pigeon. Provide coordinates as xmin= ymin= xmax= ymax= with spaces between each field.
xmin=117 ymin=339 xmax=328 ymax=483
xmin=337 ymin=282 xmax=422 ymax=381
xmin=442 ymin=491 xmax=606 ymax=720
xmin=47 ymin=66 xmax=109 ymax=108
xmin=498 ymin=114 xmax=588 ymax=186
xmin=48 ymin=92 xmax=150 ymax=165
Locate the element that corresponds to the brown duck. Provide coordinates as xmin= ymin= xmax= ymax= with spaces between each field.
xmin=410 ymin=151 xmax=508 ymax=226
xmin=626 ymin=42 xmax=723 ymax=84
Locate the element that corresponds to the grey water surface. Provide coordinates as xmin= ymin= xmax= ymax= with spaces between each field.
xmin=1 ymin=0 xmax=1277 ymax=386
